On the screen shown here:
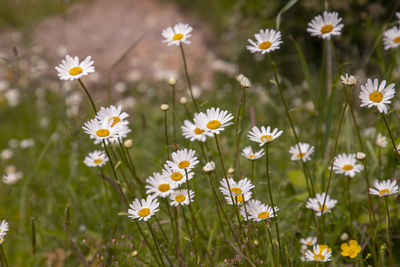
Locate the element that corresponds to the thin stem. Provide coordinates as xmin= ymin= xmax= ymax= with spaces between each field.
xmin=170 ymin=84 xmax=177 ymax=143
xmin=381 ymin=113 xmax=400 ymax=162
xmin=135 ymin=221 xmax=162 ymax=267
xmin=234 ymin=86 xmax=247 ymax=178
xmin=181 ymin=206 xmax=200 ymax=264
xmin=179 ymin=43 xmax=199 ymax=112
xmin=266 ymin=226 xmax=277 ymax=267
xmin=146 ymin=221 xmax=167 ymax=267
xmin=384 ymin=197 xmax=393 ymax=267
xmin=346 ymin=177 xmax=356 ymax=237
xmin=0 ymin=245 xmax=8 ymax=267
xmin=78 ymin=78 xmax=97 ymax=114
xmin=251 ymin=160 xmax=255 ymax=183
xmin=164 ymin=110 xmax=170 ymax=160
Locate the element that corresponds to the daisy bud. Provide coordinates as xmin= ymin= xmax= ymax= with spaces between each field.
xmin=376 ymin=133 xmax=388 ymax=148
xmin=340 ymin=232 xmax=349 ymax=241
xmin=168 ymin=77 xmax=177 ymax=86
xmin=202 ymin=161 xmax=215 ymax=173
xmin=179 ymin=97 xmax=188 ymax=105
xmin=227 ymin=167 xmax=235 ymax=175
xmin=356 ymin=152 xmax=365 ymax=160
xmin=131 ymin=251 xmax=138 ymax=257
xmin=236 ymin=74 xmax=251 ymax=88
xmin=124 ymin=139 xmax=133 ymax=148
xmin=253 ymin=239 xmax=259 ymax=246
xmin=160 ymin=104 xmax=170 ymax=111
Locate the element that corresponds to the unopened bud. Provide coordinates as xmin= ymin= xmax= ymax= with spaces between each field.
xmin=168 ymin=77 xmax=177 ymax=86
xmin=131 ymin=250 xmax=138 ymax=257
xmin=124 ymin=139 xmax=133 ymax=148
xmin=236 ymin=73 xmax=251 ymax=88
xmin=160 ymin=104 xmax=169 ymax=111
xmin=356 ymin=152 xmax=365 ymax=160
xmin=179 ymin=97 xmax=188 ymax=105
xmin=227 ymin=167 xmax=235 ymax=175
xmin=202 ymin=161 xmax=215 ymax=173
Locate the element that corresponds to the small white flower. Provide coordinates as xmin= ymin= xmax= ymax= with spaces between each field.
xmin=181 ymin=120 xmax=212 ymax=142
xmin=306 ymin=193 xmax=337 ymax=216
xmin=0 ymin=220 xmax=9 ymax=244
xmin=340 ymin=74 xmax=357 ymax=86
xmin=128 ymin=195 xmax=159 ymax=221
xmin=162 ymin=165 xmax=194 ymax=186
xmin=307 ymin=11 xmax=343 ymax=39
xmin=83 ymin=150 xmax=108 ymax=167
xmin=82 ymin=118 xmax=131 ymax=145
xmin=248 ymin=126 xmax=283 ymax=146
xmin=2 ymin=166 xmax=23 ymax=185
xmin=369 ymin=179 xmax=399 ymax=197
xmin=305 ymin=245 xmax=332 ymax=262
xmin=145 ymin=172 xmax=177 ymax=198
xmin=241 ymin=146 xmax=265 ymax=160
xmin=242 ymin=200 xmax=279 ymax=222
xmin=0 ymin=149 xmax=13 ymax=161
xmin=383 ymin=26 xmax=400 ymax=50
xmin=331 ymin=153 xmax=363 ymax=178
xmin=359 ymin=78 xmax=395 ymax=114
xmin=162 ymin=23 xmax=193 ymax=46
xmin=193 ymin=107 xmax=234 ymax=135
xmin=166 ymin=149 xmax=199 ymax=171
xmin=169 ymin=189 xmax=195 ymax=206
xmin=236 ymin=74 xmax=251 ymax=88
xmin=356 ymin=152 xmax=366 ymax=160
xmin=300 ymin=237 xmax=317 ymax=246
xmin=247 ymin=29 xmax=283 ymax=54
xmin=95 ymin=105 xmax=129 ymax=128
xmin=55 ymin=55 xmax=95 ymax=80
xmin=376 ymin=133 xmax=388 ymax=148
xmin=289 ymin=143 xmax=314 ymax=162
xmin=202 ymin=161 xmax=216 ymax=173
xmin=219 ymin=178 xmax=254 ymax=205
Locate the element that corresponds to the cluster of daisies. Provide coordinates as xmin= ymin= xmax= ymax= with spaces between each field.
xmin=0 ymin=220 xmax=9 ymax=244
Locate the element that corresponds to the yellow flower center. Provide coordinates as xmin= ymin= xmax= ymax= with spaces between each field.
xmin=318 ymin=205 xmax=328 ymax=212
xmin=379 ymin=189 xmax=390 ymax=195
xmin=96 ymin=129 xmax=110 ymax=137
xmin=314 ymin=253 xmax=325 ymax=261
xmin=94 ymin=158 xmax=103 ymax=164
xmin=394 ymin=36 xmax=400 ymax=43
xmin=175 ymin=194 xmax=186 ymax=202
xmin=235 ymin=195 xmax=244 ymax=202
xmin=307 ymin=241 xmax=313 ymax=246
xmin=207 ymin=120 xmax=221 ymax=130
xmin=172 ymin=33 xmax=184 ymax=41
xmin=342 ymin=164 xmax=354 ymax=171
xmin=260 ymin=135 xmax=273 ymax=143
xmin=69 ymin=66 xmax=83 ymax=76
xmin=249 ymin=155 xmax=256 ymax=159
xmin=369 ymin=91 xmax=383 ymax=103
xmin=194 ymin=127 xmax=205 ymax=135
xmin=297 ymin=153 xmax=305 ymax=158
xmin=257 ymin=211 xmax=270 ymax=219
xmin=178 ymin=160 xmax=190 ymax=169
xmin=231 ymin=187 xmax=242 ymax=195
xmin=158 ymin=184 xmax=170 ymax=192
xmin=170 ymin=172 xmax=183 ymax=181
xmin=258 ymin=41 xmax=272 ymax=50
xmin=138 ymin=208 xmax=150 ymax=217
xmin=108 ymin=116 xmax=121 ymax=127
xmin=320 ymin=24 xmax=333 ymax=34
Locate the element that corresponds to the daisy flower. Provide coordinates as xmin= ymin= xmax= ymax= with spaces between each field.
xmin=359 ymin=78 xmax=395 ymax=114
xmin=219 ymin=178 xmax=254 ymax=205
xmin=181 ymin=120 xmax=212 ymax=142
xmin=240 ymin=199 xmax=262 ymax=220
xmin=300 ymin=237 xmax=317 ymax=246
xmin=383 ymin=26 xmax=400 ymax=50
xmin=95 ymin=105 xmax=129 ymax=128
xmin=306 ymin=193 xmax=337 ymax=216
xmin=202 ymin=161 xmax=215 ymax=173
xmin=83 ymin=150 xmax=108 ymax=167
xmin=166 ymin=148 xmax=199 ymax=171
xmin=246 ymin=29 xmax=283 ymax=54
xmin=162 ymin=165 xmax=193 ymax=186
xmin=340 ymin=74 xmax=357 ymax=86
xmin=241 ymin=146 xmax=265 ymax=160
xmin=289 ymin=143 xmax=314 ymax=162
xmin=376 ymin=133 xmax=388 ymax=148
xmin=0 ymin=220 xmax=9 ymax=237
xmin=369 ymin=179 xmax=399 ymax=197
xmin=193 ymin=107 xmax=234 ymax=135
xmin=236 ymin=74 xmax=251 ymax=88
xmin=341 ymin=240 xmax=361 ymax=259
xmin=246 ymin=202 xmax=279 ymax=222
xmin=2 ymin=170 xmax=23 ymax=185
xmin=305 ymin=245 xmax=332 ymax=262
xmin=169 ymin=189 xmax=195 ymax=206
xmin=331 ymin=153 xmax=363 ymax=177
xmin=145 ymin=172 xmax=177 ymax=198
xmin=128 ymin=195 xmax=159 ymax=221
xmin=55 ymin=55 xmax=95 ymax=80
xmin=248 ymin=126 xmax=283 ymax=146
xmin=307 ymin=11 xmax=343 ymax=39
xmin=162 ymin=23 xmax=193 ymax=46
xmin=82 ymin=118 xmax=131 ymax=145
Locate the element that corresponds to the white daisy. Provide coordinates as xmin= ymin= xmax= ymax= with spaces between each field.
xmin=0 ymin=220 xmax=9 ymax=237
xmin=306 ymin=193 xmax=337 ymax=216
xmin=340 ymin=74 xmax=357 ymax=86
xmin=128 ymin=195 xmax=159 ymax=221
xmin=162 ymin=165 xmax=194 ymax=186
xmin=95 ymin=105 xmax=129 ymax=128
xmin=369 ymin=179 xmax=399 ymax=197
xmin=246 ymin=201 xmax=279 ymax=222
xmin=82 ymin=118 xmax=131 ymax=145
xmin=219 ymin=178 xmax=254 ymax=205
xmin=145 ymin=172 xmax=177 ymax=198
xmin=305 ymin=245 xmax=332 ymax=262
xmin=162 ymin=23 xmax=193 ymax=46
xmin=289 ymin=143 xmax=314 ymax=162
xmin=307 ymin=11 xmax=343 ymax=39
xmin=331 ymin=153 xmax=363 ymax=178
xmin=241 ymin=146 xmax=265 ymax=160
xmin=181 ymin=120 xmax=212 ymax=142
xmin=300 ymin=237 xmax=317 ymax=246
xmin=55 ymin=55 xmax=95 ymax=80
xmin=83 ymin=150 xmax=108 ymax=167
xmin=383 ymin=26 xmax=400 ymax=50
xmin=240 ymin=199 xmax=262 ymax=220
xmin=2 ymin=170 xmax=23 ymax=185
xmin=169 ymin=189 xmax=195 ymax=206
xmin=246 ymin=29 xmax=283 ymax=54
xmin=359 ymin=78 xmax=395 ymax=114
xmin=166 ymin=149 xmax=199 ymax=171
xmin=248 ymin=126 xmax=283 ymax=146
xmin=193 ymin=107 xmax=234 ymax=135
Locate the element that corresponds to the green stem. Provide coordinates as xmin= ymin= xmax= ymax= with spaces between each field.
xmin=78 ymin=78 xmax=97 ymax=114
xmin=135 ymin=221 xmax=162 ymax=267
xmin=99 ymin=167 xmax=112 ymax=215
xmin=234 ymin=86 xmax=247 ymax=178
xmin=384 ymin=197 xmax=393 ymax=267
xmin=164 ymin=110 xmax=170 ymax=160
xmin=251 ymin=160 xmax=255 ymax=183
xmin=146 ymin=221 xmax=167 ymax=267
xmin=179 ymin=43 xmax=199 ymax=113
xmin=381 ymin=113 xmax=400 ymax=162
xmin=266 ymin=226 xmax=277 ymax=267
xmin=181 ymin=206 xmax=200 ymax=264
xmin=171 ymin=84 xmax=177 ymax=143
xmin=0 ymin=245 xmax=8 ymax=267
